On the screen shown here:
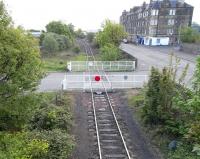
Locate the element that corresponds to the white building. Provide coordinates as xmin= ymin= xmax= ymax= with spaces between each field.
xmin=144 ymin=37 xmax=169 ymax=46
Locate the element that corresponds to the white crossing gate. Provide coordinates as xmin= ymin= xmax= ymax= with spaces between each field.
xmin=67 ymin=61 xmax=136 ymax=72
xmin=62 ymin=73 xmax=148 ymax=91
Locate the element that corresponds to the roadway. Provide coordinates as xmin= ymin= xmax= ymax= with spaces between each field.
xmin=120 ymin=43 xmax=197 ymax=86
xmin=38 ymin=44 xmax=198 ymax=92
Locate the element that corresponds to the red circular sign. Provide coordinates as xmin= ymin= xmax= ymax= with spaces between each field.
xmin=95 ymin=75 xmax=101 ymax=82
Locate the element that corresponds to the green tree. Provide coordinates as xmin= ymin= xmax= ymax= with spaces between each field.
xmin=193 ymin=57 xmax=200 ymax=93
xmin=192 ymin=22 xmax=200 ymax=32
xmin=75 ymin=28 xmax=85 ymax=38
xmin=0 ymin=132 xmax=49 ymax=159
xmin=100 ymin=43 xmax=121 ymax=61
xmin=142 ymin=67 xmax=162 ymax=124
xmin=180 ymin=27 xmax=200 ymax=43
xmin=67 ymin=23 xmax=75 ymax=35
xmin=96 ymin=19 xmax=127 ymax=47
xmin=42 ymin=33 xmax=59 ymax=53
xmin=0 ymin=1 xmax=42 ymax=130
xmin=54 ymin=34 xmax=71 ymax=51
xmin=0 ymin=1 xmax=12 ymax=28
xmin=0 ymin=28 xmax=42 ymax=98
xmin=87 ymin=32 xmax=95 ymax=43
xmin=46 ymin=21 xmax=74 ymax=42
xmin=42 ymin=33 xmax=71 ymax=53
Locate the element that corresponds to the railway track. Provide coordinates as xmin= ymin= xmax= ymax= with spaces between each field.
xmin=80 ymin=40 xmax=134 ymax=159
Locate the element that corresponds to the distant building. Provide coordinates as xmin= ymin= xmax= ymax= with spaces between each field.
xmin=120 ymin=0 xmax=194 ymax=46
xmin=30 ymin=31 xmax=42 ymax=38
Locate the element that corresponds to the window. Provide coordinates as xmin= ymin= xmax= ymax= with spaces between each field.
xmin=151 ymin=9 xmax=159 ymax=16
xmin=168 ymin=19 xmax=175 ymax=25
xmin=150 ymin=19 xmax=158 ymax=25
xmin=138 ymin=13 xmax=142 ymax=19
xmin=157 ymin=39 xmax=160 ymax=44
xmin=150 ymin=28 xmax=156 ymax=34
xmin=143 ymin=11 xmax=149 ymax=17
xmin=169 ymin=9 xmax=176 ymax=16
xmin=167 ymin=29 xmax=174 ymax=35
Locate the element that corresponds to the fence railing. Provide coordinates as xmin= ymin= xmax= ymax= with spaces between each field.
xmin=67 ymin=61 xmax=136 ymax=72
xmin=62 ymin=74 xmax=148 ymax=91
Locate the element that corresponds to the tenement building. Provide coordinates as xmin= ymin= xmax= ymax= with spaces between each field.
xmin=120 ymin=0 xmax=194 ymax=46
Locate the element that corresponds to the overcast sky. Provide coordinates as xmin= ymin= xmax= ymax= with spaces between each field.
xmin=3 ymin=0 xmax=200 ymax=31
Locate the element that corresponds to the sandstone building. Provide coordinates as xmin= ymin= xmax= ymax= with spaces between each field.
xmin=120 ymin=0 xmax=194 ymax=45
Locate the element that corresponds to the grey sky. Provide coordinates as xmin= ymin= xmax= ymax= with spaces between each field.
xmin=3 ymin=0 xmax=200 ymax=31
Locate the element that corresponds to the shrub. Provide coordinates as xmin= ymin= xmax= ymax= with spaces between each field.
xmin=87 ymin=32 xmax=95 ymax=43
xmin=42 ymin=33 xmax=59 ymax=53
xmin=0 ymin=94 xmax=47 ymax=131
xmin=180 ymin=27 xmax=200 ymax=43
xmin=72 ymin=46 xmax=81 ymax=53
xmin=185 ymin=122 xmax=200 ymax=144
xmin=142 ymin=67 xmax=163 ymax=125
xmin=30 ymin=129 xmax=74 ymax=159
xmin=28 ymin=103 xmax=72 ymax=131
xmin=42 ymin=33 xmax=72 ymax=53
xmin=100 ymin=43 xmax=121 ymax=61
xmin=95 ymin=20 xmax=127 ymax=47
xmin=129 ymin=93 xmax=144 ymax=107
xmin=0 ymin=132 xmax=49 ymax=159
xmin=168 ymin=142 xmax=199 ymax=159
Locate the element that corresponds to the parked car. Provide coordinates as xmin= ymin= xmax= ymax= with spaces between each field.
xmin=123 ymin=39 xmax=128 ymax=43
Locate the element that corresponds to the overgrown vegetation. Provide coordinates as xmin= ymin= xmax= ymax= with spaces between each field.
xmin=100 ymin=43 xmax=121 ymax=61
xmin=75 ymin=28 xmax=85 ymax=39
xmin=87 ymin=32 xmax=95 ymax=43
xmin=0 ymin=93 xmax=74 ymax=159
xmin=41 ymin=21 xmax=75 ymax=54
xmin=129 ymin=55 xmax=200 ymax=158
xmin=180 ymin=26 xmax=200 ymax=43
xmin=42 ymin=58 xmax=67 ymax=72
xmin=39 ymin=21 xmax=87 ymax=71
xmin=95 ymin=19 xmax=127 ymax=61
xmin=0 ymin=2 xmax=74 ymax=158
xmin=0 ymin=2 xmax=42 ymax=98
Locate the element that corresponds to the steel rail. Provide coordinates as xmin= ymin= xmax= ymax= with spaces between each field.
xmin=82 ymin=40 xmax=102 ymax=159
xmin=84 ymin=40 xmax=132 ymax=159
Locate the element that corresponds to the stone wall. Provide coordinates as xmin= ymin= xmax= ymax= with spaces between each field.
xmin=181 ymin=43 xmax=200 ymax=55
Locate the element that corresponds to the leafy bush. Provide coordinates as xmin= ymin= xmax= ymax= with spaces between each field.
xmin=0 ymin=94 xmax=48 ymax=131
xmin=42 ymin=33 xmax=72 ymax=53
xmin=28 ymin=103 xmax=72 ymax=131
xmin=30 ymin=129 xmax=74 ymax=159
xmin=180 ymin=27 xmax=200 ymax=43
xmin=45 ymin=21 xmax=74 ymax=42
xmin=54 ymin=34 xmax=71 ymax=51
xmin=129 ymin=93 xmax=144 ymax=107
xmin=168 ymin=142 xmax=199 ymax=159
xmin=42 ymin=33 xmax=59 ymax=53
xmin=142 ymin=67 xmax=164 ymax=125
xmin=95 ymin=19 xmax=127 ymax=47
xmin=0 ymin=132 xmax=49 ymax=159
xmin=72 ymin=46 xmax=81 ymax=53
xmin=192 ymin=144 xmax=200 ymax=156
xmin=75 ymin=28 xmax=85 ymax=38
xmin=100 ymin=43 xmax=121 ymax=61
xmin=185 ymin=122 xmax=200 ymax=144
xmin=87 ymin=32 xmax=95 ymax=43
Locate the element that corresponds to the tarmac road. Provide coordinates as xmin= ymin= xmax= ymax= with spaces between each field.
xmin=38 ymin=72 xmax=64 ymax=92
xmin=120 ymin=43 xmax=197 ymax=86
